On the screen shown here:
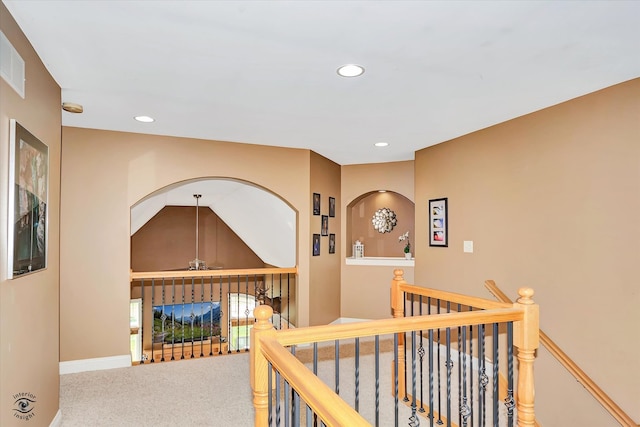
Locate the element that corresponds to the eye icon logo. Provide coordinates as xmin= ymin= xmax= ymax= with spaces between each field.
xmin=13 ymin=392 xmax=36 ymax=421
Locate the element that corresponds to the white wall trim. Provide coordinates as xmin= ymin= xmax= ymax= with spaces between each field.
xmin=49 ymin=409 xmax=62 ymax=427
xmin=59 ymin=355 xmax=131 ymax=375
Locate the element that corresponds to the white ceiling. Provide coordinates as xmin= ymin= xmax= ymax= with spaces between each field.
xmin=4 ymin=0 xmax=639 ymax=166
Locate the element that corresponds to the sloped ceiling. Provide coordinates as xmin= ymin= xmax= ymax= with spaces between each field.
xmin=131 ymin=179 xmax=296 ymax=268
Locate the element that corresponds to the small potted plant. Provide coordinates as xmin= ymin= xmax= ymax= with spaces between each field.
xmin=399 ymin=231 xmax=411 ymax=259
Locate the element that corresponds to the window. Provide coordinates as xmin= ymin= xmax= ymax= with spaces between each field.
xmin=228 ymin=293 xmax=257 ymax=351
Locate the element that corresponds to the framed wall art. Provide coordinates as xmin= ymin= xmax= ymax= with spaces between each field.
xmin=8 ymin=119 xmax=49 ymax=278
xmin=329 ymin=234 xmax=336 ymax=254
xmin=313 ymin=193 xmax=321 ymax=215
xmin=321 ymin=215 xmax=329 ymax=236
xmin=329 ymin=196 xmax=336 ymax=217
xmin=429 ymin=197 xmax=448 ymax=247
xmin=312 ymin=234 xmax=320 ymax=256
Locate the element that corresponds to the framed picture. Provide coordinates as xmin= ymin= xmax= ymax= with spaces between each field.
xmin=429 ymin=197 xmax=448 ymax=247
xmin=321 ymin=215 xmax=329 ymax=236
xmin=313 ymin=193 xmax=321 ymax=215
xmin=329 ymin=234 xmax=336 ymax=254
xmin=312 ymin=234 xmax=320 ymax=256
xmin=329 ymin=196 xmax=336 ymax=217
xmin=8 ymin=119 xmax=49 ymax=278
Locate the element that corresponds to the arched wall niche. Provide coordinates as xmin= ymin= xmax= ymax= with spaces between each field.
xmin=347 ymin=191 xmax=415 ymax=257
xmin=130 ymin=177 xmax=297 ymax=269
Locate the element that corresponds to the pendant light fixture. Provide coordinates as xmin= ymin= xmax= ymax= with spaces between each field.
xmin=188 ymin=194 xmax=207 ymax=270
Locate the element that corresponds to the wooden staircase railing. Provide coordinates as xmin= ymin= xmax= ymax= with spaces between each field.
xmin=485 ymin=280 xmax=638 ymax=427
xmin=250 ymin=270 xmax=540 ymax=426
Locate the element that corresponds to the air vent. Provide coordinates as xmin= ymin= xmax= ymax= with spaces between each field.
xmin=0 ymin=30 xmax=25 ymax=98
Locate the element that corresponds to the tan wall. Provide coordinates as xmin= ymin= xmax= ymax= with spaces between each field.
xmin=341 ymin=161 xmax=415 ymax=319
xmin=0 ymin=4 xmax=61 ymax=426
xmin=131 ymin=206 xmax=264 ymax=271
xmin=309 ymin=152 xmax=341 ymax=325
xmin=60 ymin=127 xmax=312 ymax=362
xmin=415 ymin=79 xmax=640 ymax=425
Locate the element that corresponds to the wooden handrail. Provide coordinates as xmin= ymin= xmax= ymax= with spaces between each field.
xmin=131 ymin=266 xmax=297 ymax=281
xmin=273 ymin=308 xmax=524 ymax=347
xmin=485 ymin=280 xmax=638 ymax=427
xmin=399 ymin=282 xmax=512 ymax=310
xmin=260 ymin=336 xmax=370 ymax=427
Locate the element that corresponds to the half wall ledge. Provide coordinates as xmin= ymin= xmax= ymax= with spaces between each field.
xmin=345 ymin=257 xmax=414 ymax=267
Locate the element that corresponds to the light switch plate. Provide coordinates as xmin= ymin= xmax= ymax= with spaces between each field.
xmin=463 ymin=240 xmax=474 ymax=253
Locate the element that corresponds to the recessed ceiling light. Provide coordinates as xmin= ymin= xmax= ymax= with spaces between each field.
xmin=374 ymin=142 xmax=389 ymax=147
xmin=134 ymin=115 xmax=155 ymax=123
xmin=337 ymin=64 xmax=364 ymax=77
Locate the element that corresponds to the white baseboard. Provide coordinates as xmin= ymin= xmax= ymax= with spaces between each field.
xmin=59 ymin=354 xmax=131 ymax=375
xmin=49 ymin=409 xmax=62 ymax=427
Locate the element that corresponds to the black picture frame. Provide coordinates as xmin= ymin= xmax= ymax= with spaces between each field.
xmin=429 ymin=197 xmax=448 ymax=247
xmin=329 ymin=234 xmax=336 ymax=254
xmin=313 ymin=193 xmax=321 ymax=215
xmin=312 ymin=234 xmax=320 ymax=256
xmin=321 ymin=215 xmax=329 ymax=236
xmin=329 ymin=196 xmax=336 ymax=217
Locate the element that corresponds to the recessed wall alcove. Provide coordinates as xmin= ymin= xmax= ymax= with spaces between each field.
xmin=347 ymin=191 xmax=415 ymax=258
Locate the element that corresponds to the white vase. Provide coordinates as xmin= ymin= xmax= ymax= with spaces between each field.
xmin=404 ymin=253 xmax=412 ymax=259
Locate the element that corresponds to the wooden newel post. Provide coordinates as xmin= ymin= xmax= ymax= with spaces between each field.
xmin=513 ymin=287 xmax=539 ymax=427
xmin=251 ymin=304 xmax=275 ymax=427
xmin=391 ymin=269 xmax=406 ymax=398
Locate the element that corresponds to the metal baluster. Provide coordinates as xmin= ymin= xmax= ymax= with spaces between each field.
xmin=428 ymin=327 xmax=434 ymax=427
xmin=276 ymin=371 xmax=281 ymax=427
xmin=355 ymin=337 xmax=360 ymax=412
xmin=420 ymin=296 xmax=426 ymax=415
xmin=375 ymin=335 xmax=380 ymax=427
xmin=291 ymin=346 xmax=298 ymax=424
xmin=199 ymin=276 xmax=205 ymax=357
xmin=235 ymin=275 xmax=240 ymax=353
xmin=306 ymin=405 xmax=312 ymax=427
xmin=394 ymin=333 xmax=399 ymax=427
xmin=335 ymin=340 xmax=340 ymax=395
xmin=461 ymin=323 xmax=469 ymax=426
xmin=150 ymin=278 xmax=155 ymax=363
xmin=140 ymin=279 xmax=145 ymax=364
xmin=437 ymin=300 xmax=443 ymax=425
xmin=469 ymin=307 xmax=474 ymax=427
xmin=479 ymin=324 xmax=487 ymax=427
xmin=446 ymin=301 xmax=452 ymax=427
xmin=268 ymin=361 xmax=273 ymax=426
xmin=493 ymin=322 xmax=499 ymax=427
xmin=219 ymin=276 xmax=225 ymax=355
xmin=403 ymin=295 xmax=409 ymax=402
xmin=209 ymin=276 xmax=214 ymax=356
xmin=190 ymin=276 xmax=195 ymax=358
xmin=313 ymin=342 xmax=318 ymax=426
xmin=457 ymin=304 xmax=462 ymax=427
xmin=171 ymin=278 xmax=176 ymax=360
xmin=409 ymin=329 xmax=419 ymax=427
xmin=506 ymin=322 xmax=514 ymax=427
xmin=284 ymin=377 xmax=290 ymax=427
xmin=161 ymin=278 xmax=166 ymax=362
xmin=286 ymin=273 xmax=291 ymax=330
xmin=180 ymin=276 xmax=185 ymax=359
xmin=244 ymin=275 xmax=250 ymax=352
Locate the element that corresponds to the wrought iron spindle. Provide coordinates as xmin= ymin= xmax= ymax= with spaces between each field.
xmin=479 ymin=323 xmax=487 ymax=427
xmin=409 ymin=329 xmax=419 ymax=427
xmin=209 ymin=275 xmax=214 ymax=356
xmin=140 ymin=278 xmax=145 ymax=364
xmin=244 ymin=275 xmax=250 ymax=352
xmin=493 ymin=322 xmax=499 ymax=427
xmin=428 ymin=327 xmax=434 ymax=427
xmin=180 ymin=277 xmax=185 ymax=359
xmin=151 ymin=278 xmax=156 ymax=362
xmin=284 ymin=377 xmax=290 ymax=427
xmin=276 ymin=371 xmax=281 ymax=426
xmin=219 ymin=276 xmax=224 ymax=355
xmin=506 ymin=321 xmax=515 ymax=427
xmin=403 ymin=295 xmax=409 ymax=402
xmin=446 ymin=301 xmax=452 ymax=426
xmin=293 ymin=389 xmax=300 ymax=427
xmin=236 ymin=275 xmax=240 ymax=353
xmin=375 ymin=335 xmax=380 ymax=427
xmin=461 ymin=324 xmax=469 ymax=426
xmin=469 ymin=307 xmax=474 ymax=427
xmin=355 ymin=337 xmax=360 ymax=412
xmin=199 ymin=276 xmax=205 ymax=357
xmin=190 ymin=276 xmax=195 ymax=358
xmin=171 ymin=278 xmax=176 ymax=360
xmin=335 ymin=340 xmax=340 ymax=394
xmin=394 ymin=333 xmax=399 ymax=427
xmin=161 ymin=278 xmax=166 ymax=362
xmin=457 ymin=304 xmax=462 ymax=427
xmin=420 ymin=296 xmax=426 ymax=415
xmin=437 ymin=300 xmax=443 ymax=425
xmin=268 ymin=361 xmax=273 ymax=426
